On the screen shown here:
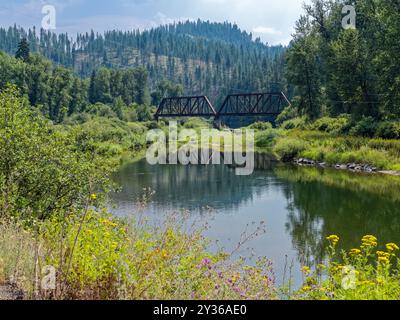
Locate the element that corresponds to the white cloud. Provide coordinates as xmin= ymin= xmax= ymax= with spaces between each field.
xmin=0 ymin=0 xmax=312 ymax=45
xmin=253 ymin=26 xmax=282 ymax=36
xmin=154 ymin=12 xmax=195 ymax=26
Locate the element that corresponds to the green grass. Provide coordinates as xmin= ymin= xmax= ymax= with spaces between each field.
xmin=255 ymin=128 xmax=400 ymax=171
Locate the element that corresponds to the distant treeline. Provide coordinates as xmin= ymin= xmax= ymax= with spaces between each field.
xmin=0 ymin=20 xmax=287 ymax=104
xmin=0 ymin=49 xmax=186 ymax=123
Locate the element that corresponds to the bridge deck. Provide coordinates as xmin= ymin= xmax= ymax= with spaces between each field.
xmin=155 ymin=92 xmax=291 ymax=120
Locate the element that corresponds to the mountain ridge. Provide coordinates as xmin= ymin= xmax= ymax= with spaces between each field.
xmin=0 ymin=20 xmax=287 ymax=104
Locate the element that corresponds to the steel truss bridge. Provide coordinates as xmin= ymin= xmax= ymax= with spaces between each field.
xmin=154 ymin=92 xmax=291 ymax=122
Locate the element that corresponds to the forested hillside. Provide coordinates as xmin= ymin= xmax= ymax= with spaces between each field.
xmin=0 ymin=49 xmax=161 ymax=123
xmin=286 ymin=0 xmax=400 ymax=124
xmin=0 ymin=20 xmax=287 ymax=105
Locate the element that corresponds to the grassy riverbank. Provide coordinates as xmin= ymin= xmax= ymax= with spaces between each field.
xmin=170 ymin=119 xmax=400 ymax=173
xmin=251 ymin=121 xmax=400 ymax=172
xmin=3 ymin=209 xmax=400 ymax=300
xmin=0 ymin=209 xmax=275 ymax=300
xmin=2 ymin=86 xmax=400 ymax=300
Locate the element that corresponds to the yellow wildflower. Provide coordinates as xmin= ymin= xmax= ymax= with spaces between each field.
xmin=161 ymin=250 xmax=168 ymax=259
xmin=90 ymin=193 xmax=97 ymax=201
xmin=232 ymin=274 xmax=241 ymax=283
xmin=386 ymin=243 xmax=399 ymax=252
xmin=302 ymin=266 xmax=311 ymax=275
xmin=349 ymin=248 xmax=362 ymax=256
xmin=102 ymin=219 xmax=118 ymax=227
xmin=326 ymin=235 xmax=340 ymax=245
xmin=361 ymin=235 xmax=378 ymax=247
xmin=378 ymin=256 xmax=389 ymax=264
xmin=302 ymin=286 xmax=311 ymax=292
xmin=376 ymin=251 xmax=390 ymax=259
xmin=333 ymin=265 xmax=344 ymax=272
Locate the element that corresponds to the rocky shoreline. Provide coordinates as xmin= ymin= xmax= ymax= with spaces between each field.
xmin=293 ymin=158 xmax=400 ymax=176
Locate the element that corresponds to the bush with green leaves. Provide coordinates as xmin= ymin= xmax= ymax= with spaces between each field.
xmin=249 ymin=121 xmax=273 ymax=131
xmin=280 ymin=117 xmax=307 ymax=130
xmin=74 ymin=117 xmax=147 ymax=154
xmin=375 ymin=121 xmax=400 ymax=139
xmin=310 ymin=115 xmax=351 ymax=135
xmin=350 ymin=117 xmax=378 ymax=137
xmin=276 ymin=106 xmax=299 ymax=125
xmin=273 ymin=138 xmax=308 ymax=161
xmin=0 ymin=85 xmax=113 ymax=221
xmin=255 ymin=129 xmax=281 ymax=148
xmin=182 ymin=118 xmax=211 ymax=130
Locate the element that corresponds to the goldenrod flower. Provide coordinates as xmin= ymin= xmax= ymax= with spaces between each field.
xmin=333 ymin=264 xmax=344 ymax=272
xmin=386 ymin=243 xmax=399 ymax=252
xmin=302 ymin=266 xmax=311 ymax=275
xmin=349 ymin=248 xmax=361 ymax=256
xmin=363 ymin=235 xmax=377 ymax=241
xmin=376 ymin=251 xmax=390 ymax=259
xmin=361 ymin=235 xmax=378 ymax=247
xmin=378 ymin=256 xmax=389 ymax=264
xmin=326 ymin=235 xmax=340 ymax=245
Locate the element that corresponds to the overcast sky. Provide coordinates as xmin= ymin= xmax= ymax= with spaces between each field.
xmin=0 ymin=0 xmax=310 ymax=45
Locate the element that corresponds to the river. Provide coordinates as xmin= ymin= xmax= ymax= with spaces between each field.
xmin=109 ymin=153 xmax=400 ymax=287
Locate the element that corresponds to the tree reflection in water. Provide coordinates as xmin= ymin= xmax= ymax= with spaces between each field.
xmin=110 ymin=154 xmax=400 ymax=278
xmin=277 ymin=166 xmax=400 ymax=267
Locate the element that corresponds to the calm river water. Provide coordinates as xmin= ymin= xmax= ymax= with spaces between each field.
xmin=109 ymin=154 xmax=400 ymax=286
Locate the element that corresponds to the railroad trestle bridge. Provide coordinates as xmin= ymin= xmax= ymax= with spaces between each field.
xmin=154 ymin=92 xmax=291 ymax=125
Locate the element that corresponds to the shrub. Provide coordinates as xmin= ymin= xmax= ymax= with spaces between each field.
xmin=310 ymin=115 xmax=351 ymax=135
xmin=350 ymin=117 xmax=378 ymax=137
xmin=375 ymin=121 xmax=400 ymax=139
xmin=273 ymin=138 xmax=308 ymax=161
xmin=249 ymin=121 xmax=273 ymax=131
xmin=64 ymin=113 xmax=91 ymax=125
xmin=255 ymin=129 xmax=279 ymax=148
xmin=276 ymin=105 xmax=299 ymax=125
xmin=123 ymin=109 xmax=138 ymax=122
xmin=0 ymin=86 xmax=112 ymax=221
xmin=182 ymin=118 xmax=210 ymax=129
xmin=391 ymin=164 xmax=400 ymax=171
xmin=95 ymin=142 xmax=124 ymax=157
xmin=88 ymin=103 xmax=117 ymax=118
xmin=280 ymin=117 xmax=307 ymax=130
xmin=136 ymin=104 xmax=153 ymax=122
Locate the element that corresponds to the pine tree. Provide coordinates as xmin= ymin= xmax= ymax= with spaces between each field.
xmin=15 ymin=38 xmax=30 ymax=62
